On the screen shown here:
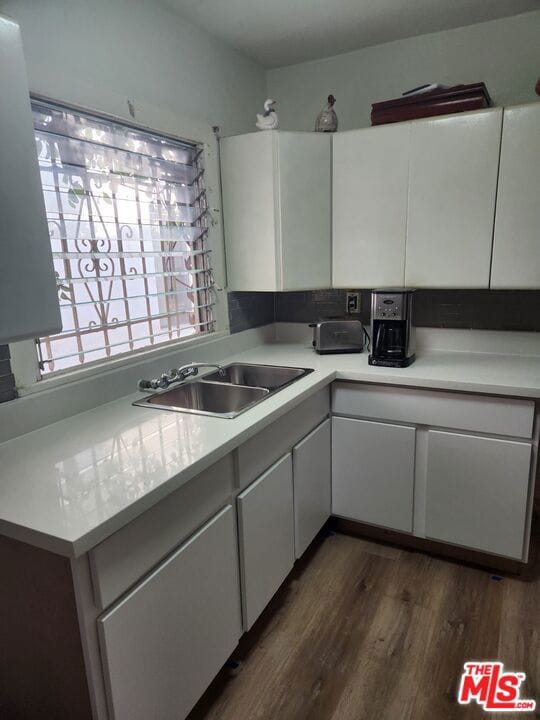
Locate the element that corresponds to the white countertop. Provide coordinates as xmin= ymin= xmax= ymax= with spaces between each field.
xmin=1 ymin=338 xmax=539 ymax=557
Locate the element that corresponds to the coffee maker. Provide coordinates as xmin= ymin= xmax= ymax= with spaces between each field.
xmin=369 ymin=289 xmax=415 ymax=368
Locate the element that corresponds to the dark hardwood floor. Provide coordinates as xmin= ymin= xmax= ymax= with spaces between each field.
xmin=189 ymin=522 xmax=539 ymax=720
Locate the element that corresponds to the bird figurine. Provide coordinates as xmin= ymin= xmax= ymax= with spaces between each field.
xmin=315 ymin=94 xmax=338 ymax=132
xmin=256 ymin=99 xmax=278 ymax=130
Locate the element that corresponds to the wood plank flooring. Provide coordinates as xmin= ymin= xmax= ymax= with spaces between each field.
xmin=188 ymin=523 xmax=539 ymax=720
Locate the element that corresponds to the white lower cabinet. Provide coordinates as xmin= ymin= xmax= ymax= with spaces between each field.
xmin=425 ymin=430 xmax=533 ymax=559
xmin=292 ymin=419 xmax=332 ymax=558
xmin=237 ymin=453 xmax=295 ymax=630
xmin=332 ymin=416 xmax=416 ymax=532
xmin=98 ymin=506 xmax=241 ymax=720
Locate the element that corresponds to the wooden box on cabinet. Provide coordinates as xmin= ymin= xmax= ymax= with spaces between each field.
xmin=220 ymin=131 xmax=331 ymax=291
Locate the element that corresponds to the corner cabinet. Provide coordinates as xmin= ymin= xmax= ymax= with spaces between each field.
xmin=490 ymin=103 xmax=540 ymax=289
xmin=332 ymin=107 xmax=506 ymax=289
xmin=0 ymin=15 xmax=61 ymax=343
xmin=220 ymin=131 xmax=331 ymax=291
xmin=332 ymin=382 xmax=537 ymax=561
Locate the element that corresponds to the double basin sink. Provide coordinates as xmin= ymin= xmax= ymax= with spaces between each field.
xmin=133 ymin=363 xmax=314 ymax=418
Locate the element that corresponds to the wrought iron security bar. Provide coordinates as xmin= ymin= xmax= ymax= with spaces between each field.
xmin=32 ymin=98 xmax=215 ymax=374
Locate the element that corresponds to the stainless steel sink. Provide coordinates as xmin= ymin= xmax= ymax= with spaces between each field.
xmin=202 ymin=363 xmax=313 ymax=391
xmin=133 ymin=363 xmax=314 ymax=418
xmin=133 ymin=381 xmax=269 ymax=418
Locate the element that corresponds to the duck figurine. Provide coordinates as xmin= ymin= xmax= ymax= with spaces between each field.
xmin=256 ymin=98 xmax=278 ymax=130
xmin=315 ymin=94 xmax=338 ymax=133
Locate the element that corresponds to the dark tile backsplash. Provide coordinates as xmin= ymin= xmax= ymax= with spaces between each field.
xmin=228 ymin=291 xmax=275 ymax=334
xmin=3 ymin=291 xmax=537 ymax=403
xmin=412 ymin=290 xmax=540 ymax=331
xmin=274 ymin=290 xmax=362 ymax=324
xmin=232 ymin=289 xmax=540 ymax=333
xmin=0 ymin=345 xmax=17 ymax=404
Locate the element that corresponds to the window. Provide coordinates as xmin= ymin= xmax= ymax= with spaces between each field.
xmin=32 ymin=99 xmax=215 ymax=375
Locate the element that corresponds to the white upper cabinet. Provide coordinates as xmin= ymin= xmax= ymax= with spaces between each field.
xmin=220 ymin=130 xmax=331 ymax=291
xmin=0 ymin=15 xmax=61 ymax=343
xmin=405 ymin=109 xmax=502 ymax=288
xmin=333 ymin=122 xmax=410 ymax=288
xmin=491 ymin=103 xmax=540 ymax=289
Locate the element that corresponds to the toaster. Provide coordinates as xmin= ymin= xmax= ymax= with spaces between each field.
xmin=310 ymin=318 xmax=364 ymax=354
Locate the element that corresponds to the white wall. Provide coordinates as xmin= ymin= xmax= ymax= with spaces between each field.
xmin=267 ymin=11 xmax=540 ymax=131
xmin=0 ymin=0 xmax=265 ymax=136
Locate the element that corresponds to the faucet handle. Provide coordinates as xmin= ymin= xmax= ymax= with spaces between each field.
xmin=181 ymin=366 xmax=199 ymax=380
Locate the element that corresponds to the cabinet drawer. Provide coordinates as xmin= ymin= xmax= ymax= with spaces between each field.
xmin=98 ymin=505 xmax=241 ymax=720
xmin=237 ymin=388 xmax=330 ymax=489
xmin=90 ymin=455 xmax=234 ymax=609
xmin=332 ymin=382 xmax=534 ymax=439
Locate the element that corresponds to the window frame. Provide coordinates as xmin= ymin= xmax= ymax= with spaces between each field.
xmin=9 ymin=93 xmax=229 ymax=395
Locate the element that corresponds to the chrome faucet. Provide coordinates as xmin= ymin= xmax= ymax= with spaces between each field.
xmin=138 ymin=362 xmax=225 ymax=392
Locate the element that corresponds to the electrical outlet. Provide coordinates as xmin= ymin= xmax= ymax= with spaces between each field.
xmin=346 ymin=292 xmax=360 ymax=314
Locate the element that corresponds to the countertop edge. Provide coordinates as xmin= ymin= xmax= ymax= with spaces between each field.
xmin=2 ymin=342 xmax=539 ymax=558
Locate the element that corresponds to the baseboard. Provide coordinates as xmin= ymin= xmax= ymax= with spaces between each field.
xmin=331 ymin=517 xmax=529 ymax=575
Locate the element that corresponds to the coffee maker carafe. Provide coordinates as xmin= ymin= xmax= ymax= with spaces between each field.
xmin=369 ymin=289 xmax=415 ymax=368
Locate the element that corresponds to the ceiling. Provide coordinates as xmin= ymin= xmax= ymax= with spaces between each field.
xmin=163 ymin=0 xmax=539 ymax=68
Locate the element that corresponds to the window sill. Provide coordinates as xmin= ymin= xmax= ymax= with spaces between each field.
xmin=15 ymin=329 xmax=229 ymax=398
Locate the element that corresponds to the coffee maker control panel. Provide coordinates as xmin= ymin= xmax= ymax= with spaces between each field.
xmin=373 ymin=293 xmax=406 ymax=320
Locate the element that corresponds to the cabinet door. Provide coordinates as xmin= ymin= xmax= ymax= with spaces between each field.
xmin=237 ymin=453 xmax=295 ymax=630
xmin=292 ymin=419 xmax=331 ymax=558
xmin=220 ymin=131 xmax=331 ymax=292
xmin=98 ymin=506 xmax=241 ymax=720
xmin=220 ymin=132 xmax=277 ymax=291
xmin=405 ymin=109 xmax=502 ymax=288
xmin=332 ymin=417 xmax=416 ymax=532
xmin=425 ymin=430 xmax=532 ymax=559
xmin=491 ymin=104 xmax=540 ymax=288
xmin=0 ymin=16 xmax=61 ymax=342
xmin=278 ymin=132 xmax=331 ymax=290
xmin=333 ymin=123 xmax=410 ymax=288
